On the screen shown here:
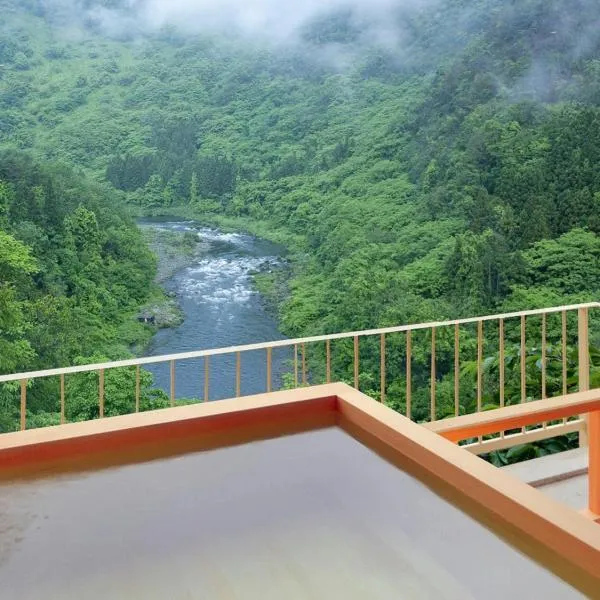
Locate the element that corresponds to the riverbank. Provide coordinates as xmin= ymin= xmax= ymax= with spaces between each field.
xmin=136 ymin=223 xmax=211 ymax=329
xmin=140 ymin=224 xmax=210 ymax=283
xmin=134 ymin=205 xmax=305 ymax=254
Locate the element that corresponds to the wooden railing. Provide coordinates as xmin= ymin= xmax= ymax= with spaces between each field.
xmin=1 ymin=303 xmax=599 ymax=455
xmin=424 ymin=389 xmax=600 ymax=518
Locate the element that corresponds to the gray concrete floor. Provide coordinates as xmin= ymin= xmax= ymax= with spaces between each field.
xmin=539 ymin=475 xmax=589 ymax=510
xmin=502 ymin=447 xmax=588 ymax=510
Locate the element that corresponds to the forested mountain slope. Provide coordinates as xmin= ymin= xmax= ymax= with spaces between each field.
xmin=2 ymin=0 xmax=600 ymax=441
xmin=3 ymin=0 xmax=600 ymax=328
xmin=0 ymin=150 xmax=163 ymax=429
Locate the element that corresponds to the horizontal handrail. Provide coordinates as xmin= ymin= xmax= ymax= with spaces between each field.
xmin=425 ymin=389 xmax=600 ymax=442
xmin=461 ymin=420 xmax=584 ymax=455
xmin=426 ymin=387 xmax=600 ymax=517
xmin=0 ymin=302 xmax=597 ymax=384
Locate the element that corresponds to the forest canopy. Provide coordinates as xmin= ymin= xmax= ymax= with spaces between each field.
xmin=2 ymin=0 xmax=600 ymax=444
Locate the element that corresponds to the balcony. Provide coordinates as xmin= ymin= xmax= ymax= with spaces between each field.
xmin=1 ymin=304 xmax=600 ymax=597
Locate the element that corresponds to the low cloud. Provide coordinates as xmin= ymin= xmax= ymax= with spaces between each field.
xmin=41 ymin=0 xmax=437 ymax=47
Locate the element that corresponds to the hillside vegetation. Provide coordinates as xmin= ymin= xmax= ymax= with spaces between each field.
xmin=0 ymin=150 xmax=171 ymax=430
xmin=2 ymin=0 xmax=600 ymax=452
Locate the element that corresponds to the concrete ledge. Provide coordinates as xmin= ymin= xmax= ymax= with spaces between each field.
xmin=501 ymin=448 xmax=588 ymax=488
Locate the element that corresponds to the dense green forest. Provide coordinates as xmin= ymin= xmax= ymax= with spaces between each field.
xmin=2 ymin=0 xmax=600 ymax=452
xmin=0 ymin=150 xmax=173 ymax=430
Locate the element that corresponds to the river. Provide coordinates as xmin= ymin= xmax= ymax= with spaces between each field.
xmin=141 ymin=219 xmax=290 ymax=401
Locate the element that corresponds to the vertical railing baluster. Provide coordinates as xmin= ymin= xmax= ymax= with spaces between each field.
xmin=499 ymin=319 xmax=505 ymax=408
xmin=499 ymin=318 xmax=505 ymax=439
xmin=520 ymin=315 xmax=526 ymax=433
xmin=582 ymin=306 xmax=600 ymax=515
xmin=477 ymin=321 xmax=483 ymax=443
xmin=170 ymin=360 xmax=176 ymax=406
xmin=60 ymin=374 xmax=66 ymax=425
xmin=294 ymin=344 xmax=299 ymax=387
xmin=542 ymin=313 xmax=547 ymax=429
xmin=20 ymin=378 xmax=27 ymax=431
xmin=135 ymin=366 xmax=140 ymax=413
xmin=589 ymin=407 xmax=600 ymax=516
xmin=406 ymin=330 xmax=412 ymax=420
xmin=430 ymin=327 xmax=436 ymax=422
xmin=354 ymin=336 xmax=359 ymax=390
xmin=477 ymin=321 xmax=483 ymax=413
xmin=380 ymin=333 xmax=386 ymax=404
xmin=236 ymin=352 xmax=241 ymax=397
xmin=302 ymin=343 xmax=307 ymax=386
xmin=326 ymin=339 xmax=331 ymax=384
xmin=586 ymin=310 xmax=600 ymax=514
xmin=454 ymin=323 xmax=460 ymax=417
xmin=204 ymin=356 xmax=209 ymax=402
xmin=578 ymin=307 xmax=590 ymax=447
xmin=266 ymin=347 xmax=272 ymax=393
xmin=562 ymin=310 xmax=568 ymax=424
xmin=99 ymin=369 xmax=105 ymax=418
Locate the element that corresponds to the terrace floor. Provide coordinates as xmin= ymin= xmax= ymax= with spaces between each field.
xmin=502 ymin=448 xmax=588 ymax=511
xmin=0 ymin=427 xmax=584 ymax=600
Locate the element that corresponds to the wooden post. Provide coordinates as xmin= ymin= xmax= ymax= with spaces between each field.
xmin=60 ymin=374 xmax=66 ymax=424
xmin=477 ymin=321 xmax=483 ymax=413
xmin=20 ymin=379 xmax=27 ymax=431
xmin=406 ymin=330 xmax=412 ymax=420
xmin=380 ymin=333 xmax=386 ymax=404
xmin=204 ymin=356 xmax=209 ymax=402
xmin=520 ymin=315 xmax=526 ymax=404
xmin=541 ymin=314 xmax=547 ymax=400
xmin=354 ymin=336 xmax=359 ymax=390
xmin=170 ymin=360 xmax=176 ymax=406
xmin=294 ymin=344 xmax=299 ymax=387
xmin=541 ymin=314 xmax=547 ymax=429
xmin=326 ymin=339 xmax=331 ymax=384
xmin=302 ymin=343 xmax=307 ymax=386
xmin=477 ymin=321 xmax=483 ymax=442
xmin=499 ymin=319 xmax=505 ymax=408
xmin=266 ymin=347 xmax=272 ymax=393
xmin=135 ymin=366 xmax=140 ymax=413
xmin=454 ymin=324 xmax=460 ymax=417
xmin=520 ymin=315 xmax=526 ymax=433
xmin=236 ymin=352 xmax=241 ymax=397
xmin=99 ymin=369 xmax=105 ymax=418
xmin=430 ymin=327 xmax=436 ymax=422
xmin=499 ymin=319 xmax=505 ymax=439
xmin=590 ymin=409 xmax=600 ymax=515
xmin=579 ymin=307 xmax=590 ymax=447
xmin=562 ymin=310 xmax=568 ymax=425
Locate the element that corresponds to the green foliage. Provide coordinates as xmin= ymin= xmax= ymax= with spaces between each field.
xmin=65 ymin=357 xmax=169 ymax=421
xmin=3 ymin=0 xmax=600 ymax=467
xmin=0 ymin=150 xmax=157 ymax=431
xmin=520 ymin=229 xmax=600 ymax=294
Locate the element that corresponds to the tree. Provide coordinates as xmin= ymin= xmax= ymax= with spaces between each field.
xmin=519 ymin=228 xmax=600 ymax=295
xmin=189 ymin=171 xmax=199 ymax=204
xmin=141 ymin=174 xmax=165 ymax=209
xmin=64 ymin=205 xmax=101 ymax=257
xmin=65 ymin=357 xmax=170 ymax=422
xmin=0 ymin=229 xmax=37 ymax=373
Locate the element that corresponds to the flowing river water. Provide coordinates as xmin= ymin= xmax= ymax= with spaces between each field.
xmin=141 ymin=219 xmax=290 ymax=401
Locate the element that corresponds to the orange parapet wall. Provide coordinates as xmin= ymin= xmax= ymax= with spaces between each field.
xmin=0 ymin=385 xmax=338 ymax=477
xmin=1 ymin=382 xmax=600 ymax=597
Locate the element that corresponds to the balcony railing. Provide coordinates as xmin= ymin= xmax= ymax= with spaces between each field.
xmin=425 ymin=388 xmax=600 ymax=520
xmin=1 ymin=302 xmax=598 ymax=456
